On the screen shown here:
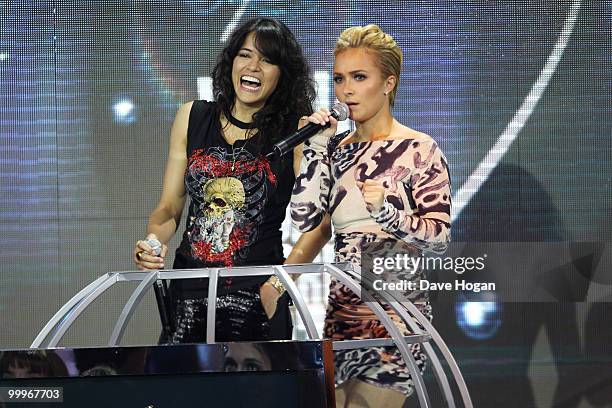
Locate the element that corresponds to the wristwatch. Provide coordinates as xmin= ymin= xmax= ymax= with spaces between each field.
xmin=267 ymin=275 xmax=286 ymax=294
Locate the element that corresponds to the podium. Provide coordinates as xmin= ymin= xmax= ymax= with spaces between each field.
xmin=5 ymin=263 xmax=471 ymax=407
xmin=0 ymin=341 xmax=334 ymax=407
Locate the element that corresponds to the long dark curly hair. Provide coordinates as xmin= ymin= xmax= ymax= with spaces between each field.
xmin=213 ymin=17 xmax=316 ymax=150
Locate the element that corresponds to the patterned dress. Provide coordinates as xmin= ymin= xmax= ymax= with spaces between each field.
xmin=291 ymin=130 xmax=451 ymax=395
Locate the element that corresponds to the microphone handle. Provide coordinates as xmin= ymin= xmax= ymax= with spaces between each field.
xmin=268 ymin=121 xmax=331 ymax=159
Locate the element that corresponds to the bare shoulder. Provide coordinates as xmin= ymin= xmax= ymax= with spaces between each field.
xmin=174 ymin=101 xmax=196 ymax=127
xmin=177 ymin=101 xmax=194 ymax=118
xmin=169 ymin=101 xmax=195 ymax=146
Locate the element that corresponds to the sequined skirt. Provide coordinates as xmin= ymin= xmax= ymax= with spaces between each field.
xmin=159 ymin=287 xmax=292 ymax=344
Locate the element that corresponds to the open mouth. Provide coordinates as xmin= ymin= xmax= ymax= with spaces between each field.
xmin=240 ymin=75 xmax=261 ymax=91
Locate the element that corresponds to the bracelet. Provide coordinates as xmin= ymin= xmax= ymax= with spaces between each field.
xmin=266 ymin=275 xmax=286 ymax=294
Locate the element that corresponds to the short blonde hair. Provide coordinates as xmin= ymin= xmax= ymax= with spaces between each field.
xmin=335 ymin=24 xmax=402 ymax=106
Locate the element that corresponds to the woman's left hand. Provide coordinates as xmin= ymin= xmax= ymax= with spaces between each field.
xmin=357 ymin=179 xmax=385 ymax=213
xmin=134 ymin=234 xmax=168 ymax=270
xmin=260 ymin=282 xmax=282 ymax=319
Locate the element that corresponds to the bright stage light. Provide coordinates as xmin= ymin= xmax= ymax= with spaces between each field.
xmin=455 ymin=293 xmax=502 ymax=340
xmin=112 ymin=98 xmax=136 ymax=124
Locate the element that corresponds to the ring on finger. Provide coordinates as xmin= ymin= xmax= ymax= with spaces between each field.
xmin=136 ymin=251 xmax=144 ymax=261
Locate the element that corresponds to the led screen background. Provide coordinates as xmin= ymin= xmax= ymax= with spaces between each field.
xmin=1 ymin=1 xmax=611 ymax=406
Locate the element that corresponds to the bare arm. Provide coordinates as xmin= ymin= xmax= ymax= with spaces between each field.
xmin=260 ymin=133 xmax=333 ymax=318
xmin=260 ymin=213 xmax=331 ymax=317
xmin=285 ymin=213 xmax=332 ymax=264
xmin=134 ymin=101 xmax=192 ymax=269
xmin=146 ymin=102 xmax=191 ymax=242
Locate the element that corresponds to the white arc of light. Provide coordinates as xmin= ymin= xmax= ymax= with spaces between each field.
xmin=451 ymin=0 xmax=581 ymax=221
xmin=220 ymin=0 xmax=251 ymax=42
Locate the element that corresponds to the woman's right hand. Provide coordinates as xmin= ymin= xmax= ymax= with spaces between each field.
xmin=133 ymin=233 xmax=167 ymax=270
xmin=299 ymin=107 xmax=339 ymax=139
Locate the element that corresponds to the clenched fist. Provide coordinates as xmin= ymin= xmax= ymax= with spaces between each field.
xmin=356 ymin=179 xmax=385 ymax=213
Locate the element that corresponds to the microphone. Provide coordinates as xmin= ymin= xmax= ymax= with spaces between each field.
xmin=266 ymin=102 xmax=349 ymax=159
xmin=145 ymin=237 xmax=175 ymax=334
xmin=145 ymin=238 xmax=162 ymax=256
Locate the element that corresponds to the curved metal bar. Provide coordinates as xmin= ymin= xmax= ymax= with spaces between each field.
xmin=206 ymin=269 xmax=219 ymax=344
xmin=326 ymin=264 xmax=431 ymax=408
xmin=360 ymin=267 xmax=471 ymax=407
xmin=396 ymin=304 xmax=458 ymax=408
xmin=31 ymin=263 xmax=471 ymax=408
xmin=333 ymin=335 xmax=431 ymax=350
xmin=274 ymin=265 xmax=320 ymax=339
xmin=346 ymin=265 xmax=469 ymax=407
xmin=31 ymin=273 xmax=115 ymax=348
xmin=359 ymin=274 xmax=458 ymax=408
xmin=46 ymin=273 xmax=120 ymax=347
xmin=400 ymin=299 xmax=473 ymax=408
xmin=108 ymin=270 xmax=159 ymax=346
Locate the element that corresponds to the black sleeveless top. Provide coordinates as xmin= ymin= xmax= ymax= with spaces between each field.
xmin=173 ymin=100 xmax=295 ymax=293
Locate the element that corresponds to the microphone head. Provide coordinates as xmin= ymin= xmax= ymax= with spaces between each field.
xmin=331 ymin=102 xmax=350 ymax=121
xmin=146 ymin=238 xmax=162 ymax=256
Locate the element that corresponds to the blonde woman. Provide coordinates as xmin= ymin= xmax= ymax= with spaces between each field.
xmin=291 ymin=25 xmax=451 ymax=407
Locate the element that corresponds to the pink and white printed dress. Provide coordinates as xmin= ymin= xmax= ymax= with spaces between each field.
xmin=291 ymin=130 xmax=451 ymax=395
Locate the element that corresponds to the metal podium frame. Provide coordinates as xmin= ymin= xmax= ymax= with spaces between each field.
xmin=31 ymin=262 xmax=472 ymax=408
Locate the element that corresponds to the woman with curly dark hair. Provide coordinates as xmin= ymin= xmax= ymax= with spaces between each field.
xmin=133 ymin=17 xmax=331 ymax=343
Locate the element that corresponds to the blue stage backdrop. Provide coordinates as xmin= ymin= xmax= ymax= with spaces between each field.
xmin=1 ymin=1 xmax=611 ymax=407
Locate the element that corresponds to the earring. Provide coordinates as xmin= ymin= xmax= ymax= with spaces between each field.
xmin=384 ymin=91 xmax=389 ymax=95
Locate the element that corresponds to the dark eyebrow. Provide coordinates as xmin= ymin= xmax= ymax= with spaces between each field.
xmin=333 ymin=70 xmax=368 ymax=75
